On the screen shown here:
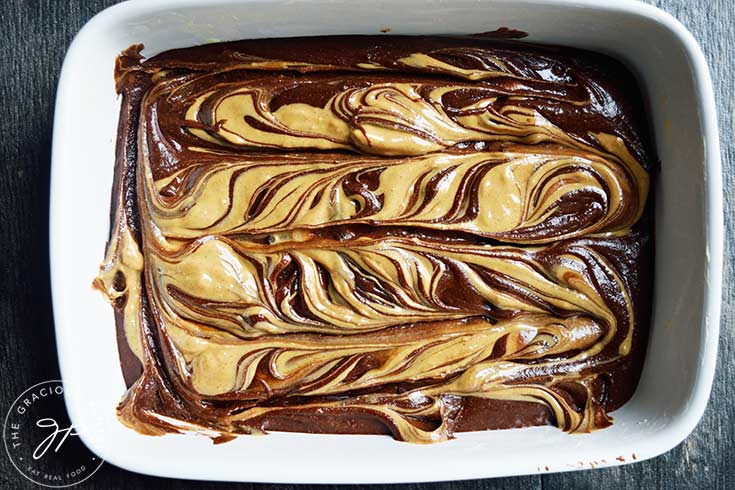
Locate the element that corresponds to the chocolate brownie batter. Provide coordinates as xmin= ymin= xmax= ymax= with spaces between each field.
xmin=94 ymin=35 xmax=654 ymax=443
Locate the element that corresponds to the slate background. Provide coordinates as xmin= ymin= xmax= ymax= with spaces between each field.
xmin=1 ymin=0 xmax=732 ymax=488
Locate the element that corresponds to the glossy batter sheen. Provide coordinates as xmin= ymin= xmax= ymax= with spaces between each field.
xmin=95 ymin=35 xmax=655 ymax=443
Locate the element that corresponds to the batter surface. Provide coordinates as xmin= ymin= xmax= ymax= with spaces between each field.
xmin=95 ymin=35 xmax=654 ymax=443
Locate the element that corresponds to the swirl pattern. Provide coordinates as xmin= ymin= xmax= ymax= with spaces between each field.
xmin=96 ymin=35 xmax=654 ymax=443
xmin=147 ymin=147 xmax=644 ymax=243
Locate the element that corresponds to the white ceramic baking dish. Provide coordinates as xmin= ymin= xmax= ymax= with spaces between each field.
xmin=50 ymin=0 xmax=722 ymax=483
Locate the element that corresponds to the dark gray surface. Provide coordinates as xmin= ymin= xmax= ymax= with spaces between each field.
xmin=0 ymin=0 xmax=732 ymax=488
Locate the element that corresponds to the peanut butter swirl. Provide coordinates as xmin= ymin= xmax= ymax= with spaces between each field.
xmin=96 ymin=36 xmax=654 ymax=443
